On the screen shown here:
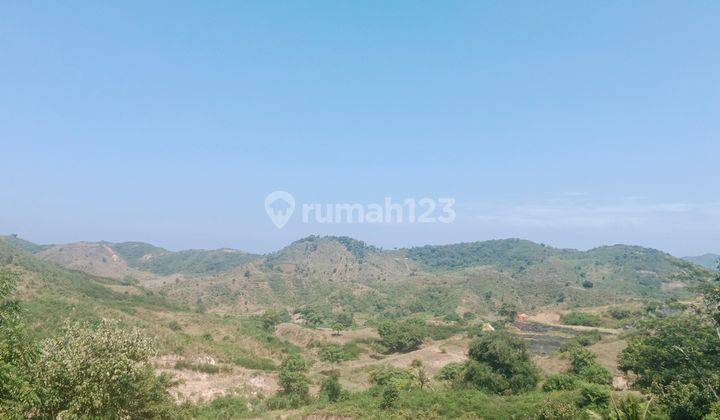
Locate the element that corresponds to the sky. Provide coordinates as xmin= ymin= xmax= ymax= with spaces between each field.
xmin=1 ymin=1 xmax=719 ymax=256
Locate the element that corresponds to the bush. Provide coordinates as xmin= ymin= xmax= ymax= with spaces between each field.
xmin=542 ymin=373 xmax=578 ymax=392
xmin=377 ymin=318 xmax=426 ymax=353
xmin=464 ymin=331 xmax=540 ymax=394
xmin=568 ymin=348 xmax=598 ymax=374
xmin=369 ymin=366 xmax=415 ymax=390
xmin=174 ymin=360 xmax=222 ymax=374
xmin=578 ymin=364 xmax=612 ymax=385
xmin=608 ymin=307 xmax=632 ymax=320
xmin=277 ymin=355 xmax=310 ymax=407
xmin=0 ymin=269 xmax=37 ymax=418
xmin=462 ymin=312 xmax=477 ymax=321
xmin=436 ymin=362 xmax=465 ymax=383
xmin=579 ymin=383 xmax=611 ymax=407
xmin=318 ymin=342 xmax=360 ymax=363
xmin=380 ymin=385 xmax=400 ymax=409
xmin=231 ymin=354 xmax=277 ymax=371
xmin=261 ymin=308 xmax=290 ymax=331
xmin=34 ymin=320 xmax=176 ymax=418
xmin=537 ymin=398 xmax=582 ymax=419
xmin=190 ymin=395 xmax=248 ymax=418
xmin=561 ymin=311 xmax=602 ymax=327
xmin=320 ymin=371 xmax=344 ymax=402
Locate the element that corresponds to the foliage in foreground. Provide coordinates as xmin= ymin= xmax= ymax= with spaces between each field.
xmin=619 ymin=274 xmax=720 ymax=419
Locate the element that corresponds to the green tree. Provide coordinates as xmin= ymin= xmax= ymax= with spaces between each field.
xmin=464 ymin=331 xmax=539 ymax=394
xmin=277 ymin=355 xmax=310 ymax=406
xmin=377 ymin=318 xmax=425 ymax=353
xmin=319 ymin=371 xmax=343 ymax=402
xmin=411 ymin=359 xmax=429 ymax=390
xmin=34 ymin=319 xmax=176 ymax=419
xmin=498 ymin=303 xmax=518 ymax=322
xmin=331 ymin=322 xmax=345 ymax=336
xmin=0 ymin=268 xmax=37 ymax=418
xmin=261 ymin=308 xmax=288 ymax=332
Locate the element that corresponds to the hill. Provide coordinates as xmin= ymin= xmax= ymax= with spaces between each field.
xmin=28 ymin=240 xmax=261 ymax=279
xmin=161 ymin=236 xmax=713 ymax=321
xmin=683 ymin=253 xmax=719 ymax=270
xmin=5 ymin=234 xmax=713 ymax=319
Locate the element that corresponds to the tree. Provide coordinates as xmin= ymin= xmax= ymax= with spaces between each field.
xmin=619 ymin=314 xmax=720 ymax=418
xmin=411 ymin=359 xmax=429 ymax=390
xmin=377 ymin=318 xmax=425 ymax=353
xmin=0 ymin=268 xmax=37 ymax=418
xmin=261 ymin=308 xmax=288 ymax=332
xmin=464 ymin=331 xmax=540 ymax=394
xmin=319 ymin=371 xmax=343 ymax=402
xmin=34 ymin=319 xmax=176 ymax=419
xmin=618 ymin=269 xmax=720 ymax=418
xmin=498 ymin=303 xmax=518 ymax=322
xmin=277 ymin=355 xmax=310 ymax=406
xmin=331 ymin=322 xmax=344 ymax=336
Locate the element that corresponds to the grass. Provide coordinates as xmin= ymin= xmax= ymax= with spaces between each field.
xmin=561 ymin=311 xmax=603 ymax=327
xmin=174 ymin=360 xmax=224 ymax=374
xmin=304 ymin=389 xmax=582 ymax=419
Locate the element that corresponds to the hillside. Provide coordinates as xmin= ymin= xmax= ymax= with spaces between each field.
xmin=683 ymin=253 xmax=719 ymax=270
xmin=0 ymin=237 xmax=296 ymax=375
xmin=5 ymin=234 xmax=713 ymax=319
xmin=26 ymin=239 xmax=261 ymax=280
xmin=162 ymin=236 xmax=713 ymax=321
xmin=2 ymin=234 xmax=717 ymax=413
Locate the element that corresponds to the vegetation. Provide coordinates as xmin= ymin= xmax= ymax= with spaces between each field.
xmin=463 ymin=331 xmax=540 ymax=394
xmin=377 ymin=318 xmax=426 ymax=353
xmin=2 ymin=234 xmax=718 ymax=418
xmin=561 ymin=311 xmax=603 ymax=327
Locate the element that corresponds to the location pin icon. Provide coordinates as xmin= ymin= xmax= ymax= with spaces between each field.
xmin=265 ymin=191 xmax=295 ymax=229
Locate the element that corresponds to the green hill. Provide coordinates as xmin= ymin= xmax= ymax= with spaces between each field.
xmin=683 ymin=253 xmax=719 ymax=270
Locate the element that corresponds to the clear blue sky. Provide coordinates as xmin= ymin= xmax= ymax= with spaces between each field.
xmin=1 ymin=1 xmax=718 ymax=256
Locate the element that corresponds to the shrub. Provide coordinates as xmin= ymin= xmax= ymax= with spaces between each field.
xmin=34 ymin=320 xmax=176 ymax=419
xmin=464 ymin=331 xmax=540 ymax=394
xmin=608 ymin=307 xmax=631 ymax=320
xmin=568 ymin=348 xmax=598 ymax=374
xmin=578 ymin=364 xmax=612 ymax=385
xmin=277 ymin=355 xmax=310 ymax=407
xmin=609 ymin=395 xmax=648 ymax=420
xmin=190 ymin=395 xmax=248 ymax=418
xmin=579 ymin=383 xmax=611 ymax=407
xmin=542 ymin=373 xmax=578 ymax=392
xmin=231 ymin=354 xmax=276 ymax=371
xmin=369 ymin=366 xmax=415 ymax=390
xmin=320 ymin=371 xmax=344 ymax=402
xmin=318 ymin=342 xmax=360 ymax=363
xmin=380 ymin=385 xmax=399 ymax=410
xmin=0 ymin=269 xmax=37 ymax=418
xmin=261 ymin=308 xmax=290 ymax=331
xmin=174 ymin=360 xmax=222 ymax=374
xmin=537 ymin=398 xmax=581 ymax=420
xmin=436 ymin=362 xmax=465 ymax=383
xmin=377 ymin=318 xmax=426 ymax=353
xmin=561 ymin=311 xmax=602 ymax=327
xmin=462 ymin=311 xmax=477 ymax=321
